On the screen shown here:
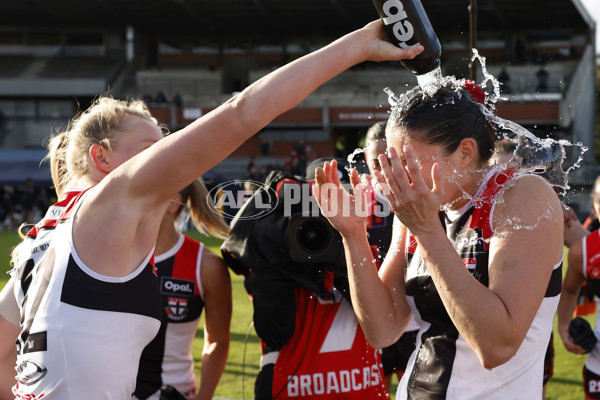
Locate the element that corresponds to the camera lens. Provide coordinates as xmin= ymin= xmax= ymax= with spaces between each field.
xmin=297 ymin=219 xmax=330 ymax=252
xmin=286 ymin=215 xmax=342 ymax=264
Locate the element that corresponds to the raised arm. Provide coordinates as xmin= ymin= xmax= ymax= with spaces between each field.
xmin=376 ymin=145 xmax=563 ymax=369
xmin=76 ymin=21 xmax=423 ymax=277
xmin=110 ymin=20 xmax=423 ymax=209
xmin=313 ymin=162 xmax=413 ymax=348
xmin=412 ymin=175 xmax=563 ymax=369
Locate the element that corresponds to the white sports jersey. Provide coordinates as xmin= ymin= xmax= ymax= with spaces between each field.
xmin=11 ymin=189 xmax=162 ymax=399
xmin=397 ymin=169 xmax=561 ymax=400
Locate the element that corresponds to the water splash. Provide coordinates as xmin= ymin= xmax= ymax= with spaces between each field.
xmin=378 ymin=48 xmax=587 ymax=235
xmin=346 ymin=146 xmax=365 ymax=166
xmin=416 ymin=65 xmax=443 ymax=97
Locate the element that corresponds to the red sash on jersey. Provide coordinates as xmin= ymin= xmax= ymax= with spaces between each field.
xmin=26 ymin=189 xmax=84 ymax=238
xmin=271 ymin=287 xmax=387 ymax=399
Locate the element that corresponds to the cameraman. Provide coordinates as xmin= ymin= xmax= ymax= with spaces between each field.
xmin=224 ymin=160 xmax=388 ymax=399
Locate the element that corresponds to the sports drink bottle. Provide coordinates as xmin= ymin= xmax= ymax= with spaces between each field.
xmin=372 ymin=0 xmax=441 ymax=75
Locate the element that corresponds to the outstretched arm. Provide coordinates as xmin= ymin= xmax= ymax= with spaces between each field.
xmin=124 ymin=20 xmax=422 ymax=207
xmin=77 ymin=20 xmax=423 ymax=277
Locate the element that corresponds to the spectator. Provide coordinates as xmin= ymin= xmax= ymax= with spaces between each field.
xmin=155 ymin=91 xmax=168 ymax=104
xmin=172 ymin=93 xmax=183 ymax=107
xmin=498 ymin=67 xmax=512 ymax=94
xmin=18 ymin=178 xmax=36 ymax=226
xmin=536 ymin=64 xmax=549 ymax=93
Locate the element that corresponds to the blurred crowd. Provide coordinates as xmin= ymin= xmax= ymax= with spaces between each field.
xmin=245 ymin=140 xmax=317 ymax=184
xmin=0 ymin=178 xmax=55 ymax=231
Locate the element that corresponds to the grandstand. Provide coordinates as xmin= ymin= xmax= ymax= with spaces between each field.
xmin=0 ymin=0 xmax=597 ymax=212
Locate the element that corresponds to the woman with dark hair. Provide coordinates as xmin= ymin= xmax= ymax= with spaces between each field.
xmin=313 ymin=81 xmax=563 ymax=399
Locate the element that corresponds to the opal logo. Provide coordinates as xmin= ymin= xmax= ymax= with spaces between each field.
xmin=207 ymin=180 xmax=278 ymax=220
xmin=162 ymin=277 xmax=195 ymax=296
xmin=380 ymin=0 xmax=417 ymax=49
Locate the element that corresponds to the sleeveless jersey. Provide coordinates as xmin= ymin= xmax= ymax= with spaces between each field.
xmin=397 ymin=169 xmax=562 ymax=400
xmin=266 ymin=286 xmax=387 ymax=399
xmin=11 ymin=189 xmax=162 ymax=400
xmin=134 ymin=234 xmax=205 ymax=399
xmin=579 ymin=229 xmax=600 ymax=373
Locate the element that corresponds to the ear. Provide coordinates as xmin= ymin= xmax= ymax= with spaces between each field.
xmin=167 ymin=193 xmax=183 ymax=215
xmin=456 ymin=138 xmax=478 ymax=168
xmin=89 ymin=144 xmax=111 ymax=174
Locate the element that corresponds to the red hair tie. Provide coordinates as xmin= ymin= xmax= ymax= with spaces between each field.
xmin=462 ymin=80 xmax=486 ymax=105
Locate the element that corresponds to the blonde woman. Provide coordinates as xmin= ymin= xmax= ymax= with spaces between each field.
xmin=0 ymin=20 xmax=422 ymax=399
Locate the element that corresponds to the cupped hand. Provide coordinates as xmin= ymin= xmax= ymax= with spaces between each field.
xmin=558 ymin=325 xmax=589 ymax=355
xmin=312 ymin=160 xmax=369 ymax=238
xmin=359 ymin=20 xmax=424 ymax=62
xmin=373 ymin=145 xmax=444 ymax=237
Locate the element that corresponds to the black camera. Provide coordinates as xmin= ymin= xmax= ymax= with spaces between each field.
xmin=286 ymin=215 xmax=343 ymax=264
xmin=221 ymin=169 xmax=346 ymax=279
xmin=568 ymin=317 xmax=597 ymax=353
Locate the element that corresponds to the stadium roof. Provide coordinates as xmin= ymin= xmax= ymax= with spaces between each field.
xmin=1 ymin=0 xmax=594 ymax=37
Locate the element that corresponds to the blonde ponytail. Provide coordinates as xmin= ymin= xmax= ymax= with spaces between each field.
xmin=177 ymin=178 xmax=230 ymax=239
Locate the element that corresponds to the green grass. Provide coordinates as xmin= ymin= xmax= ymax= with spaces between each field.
xmin=0 ymin=231 xmax=589 ymax=399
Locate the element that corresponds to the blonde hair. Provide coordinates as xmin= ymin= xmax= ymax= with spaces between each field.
xmin=176 ymin=178 xmax=230 ymax=239
xmin=12 ymin=96 xmax=162 ymax=267
xmin=46 ymin=96 xmax=161 ymax=196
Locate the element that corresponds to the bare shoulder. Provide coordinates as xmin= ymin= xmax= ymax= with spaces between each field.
xmin=202 ymin=246 xmax=227 ymax=268
xmin=201 ymin=246 xmax=231 ymax=283
xmin=493 ymin=173 xmax=562 ymax=234
xmin=499 ymin=174 xmax=561 ymax=213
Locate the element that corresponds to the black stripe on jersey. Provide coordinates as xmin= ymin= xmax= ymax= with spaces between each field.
xmin=545 ymin=262 xmax=562 ymax=297
xmin=406 ymin=275 xmax=458 ymax=400
xmin=134 ymin=318 xmax=167 ymax=399
xmin=408 ymin=324 xmax=458 ymax=400
xmin=18 ymin=249 xmax=56 ymax=354
xmin=60 ymin=255 xmax=162 ymax=320
xmin=18 ymin=259 xmax=35 ymax=298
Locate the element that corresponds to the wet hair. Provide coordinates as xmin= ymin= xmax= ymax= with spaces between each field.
xmin=45 ymin=96 xmax=163 ymax=196
xmin=365 ymin=121 xmax=387 ymax=144
xmin=176 ymin=178 xmax=230 ymax=239
xmin=388 ymin=82 xmax=496 ymax=163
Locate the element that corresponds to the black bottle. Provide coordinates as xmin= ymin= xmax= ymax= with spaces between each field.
xmin=372 ymin=0 xmax=441 ymax=76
